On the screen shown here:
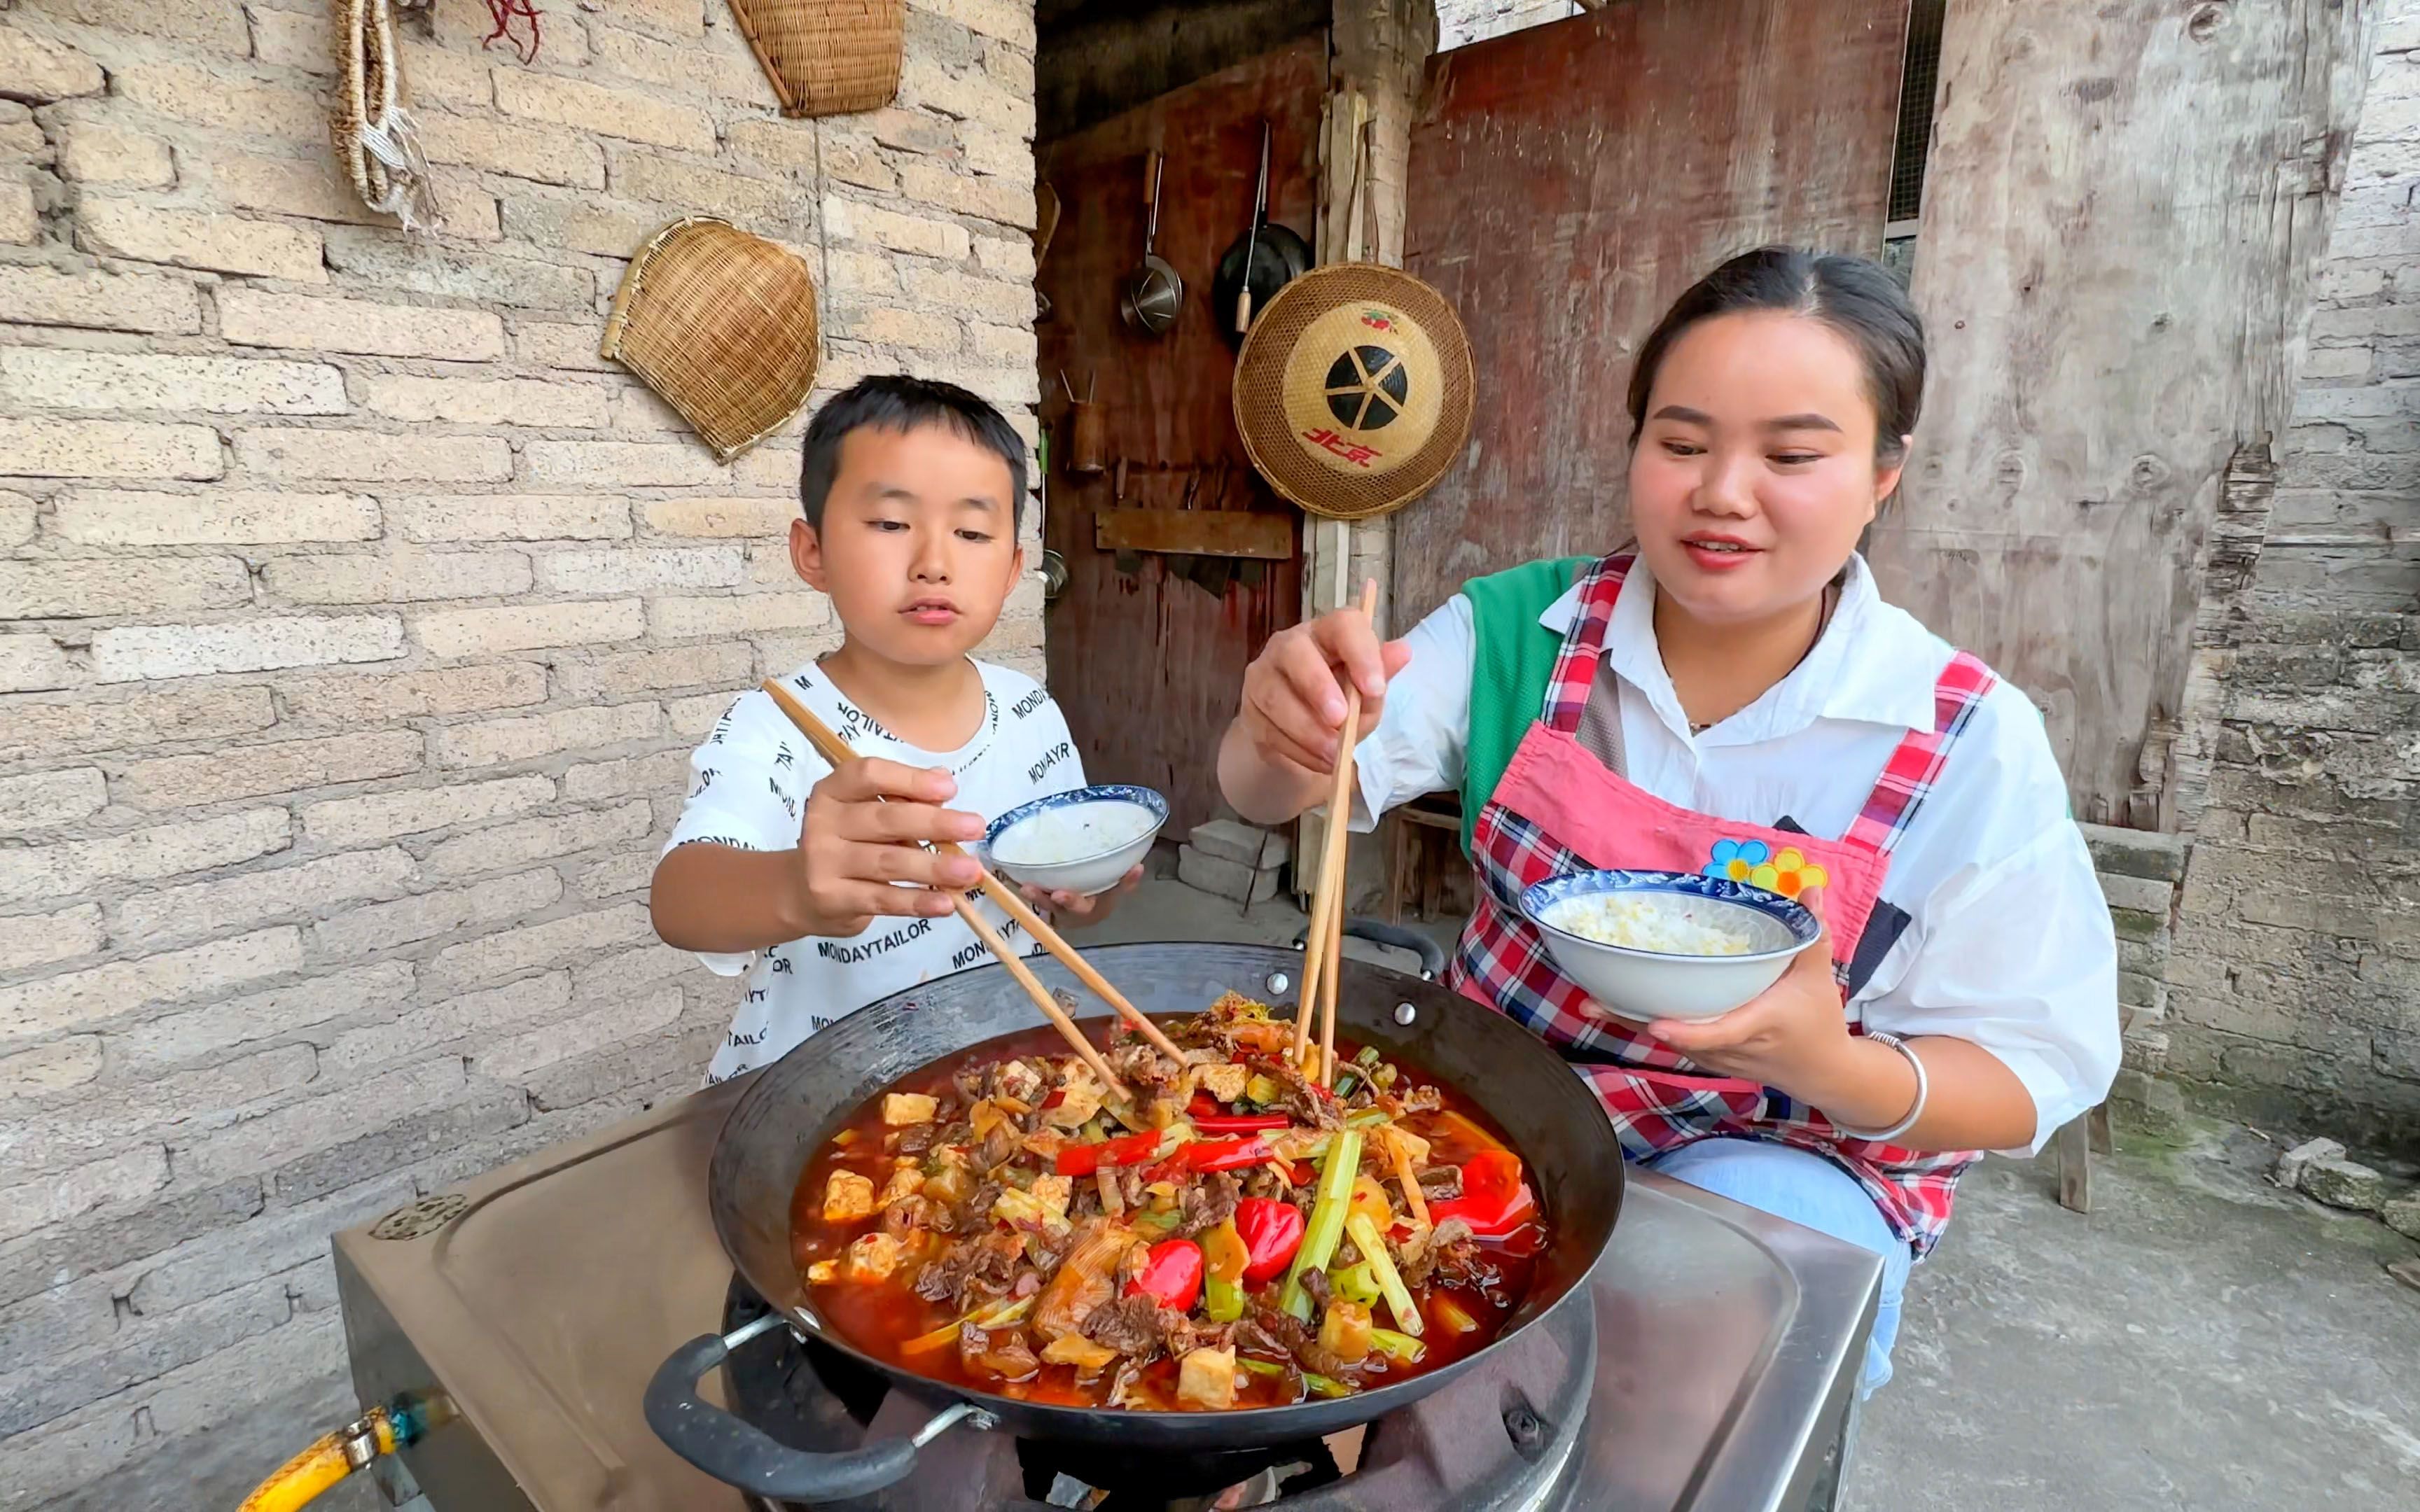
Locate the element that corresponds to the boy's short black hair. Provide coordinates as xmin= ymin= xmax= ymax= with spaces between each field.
xmin=798 ymin=376 xmax=1027 ymax=534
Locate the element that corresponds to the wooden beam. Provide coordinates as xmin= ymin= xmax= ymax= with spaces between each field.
xmin=1868 ymin=0 xmax=2375 ymax=827
xmin=1094 ymin=507 xmax=1295 ymax=559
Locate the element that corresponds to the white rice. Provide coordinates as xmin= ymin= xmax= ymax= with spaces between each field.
xmin=992 ymin=802 xmax=1156 ymax=865
xmin=1546 ymin=892 xmax=1760 ymax=957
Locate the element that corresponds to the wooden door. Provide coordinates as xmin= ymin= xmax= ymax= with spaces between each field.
xmin=1393 ymin=0 xmax=1911 ymax=625
xmin=1038 ymin=39 xmax=1325 ymax=834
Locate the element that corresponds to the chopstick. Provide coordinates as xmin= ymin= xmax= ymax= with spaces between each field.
xmin=1291 ymin=580 xmax=1378 ymax=1087
xmin=755 ymin=679 xmax=1185 ymax=1077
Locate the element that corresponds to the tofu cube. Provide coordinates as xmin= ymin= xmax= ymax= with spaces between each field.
xmin=822 ymin=1169 xmax=877 ymax=1223
xmin=805 ymin=1259 xmax=839 ymax=1284
xmin=1177 ymin=1345 xmax=1239 ymax=1410
xmin=883 ymin=1093 xmax=938 ymax=1126
xmin=1196 ymin=1063 xmax=1250 ymax=1105
xmin=842 ymin=1231 xmax=905 ymax=1282
xmin=1041 ymin=1082 xmax=1101 ymax=1129
xmin=878 ymin=1167 xmax=926 ymax=1208
xmin=1030 ymin=1174 xmax=1072 ymax=1221
xmin=1041 ymin=1334 xmax=1121 ymax=1374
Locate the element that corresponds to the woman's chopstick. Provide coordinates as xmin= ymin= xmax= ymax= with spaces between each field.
xmin=1291 ymin=580 xmax=1378 ymax=1087
xmin=755 ymin=679 xmax=1183 ymax=1077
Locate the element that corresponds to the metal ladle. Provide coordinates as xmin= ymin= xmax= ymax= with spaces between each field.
xmin=1120 ymin=150 xmax=1182 ymax=336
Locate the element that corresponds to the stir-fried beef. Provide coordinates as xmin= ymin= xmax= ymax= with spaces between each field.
xmin=1106 ymin=1040 xmax=1182 ymax=1093
xmin=1176 ymin=1171 xmax=1241 ymax=1238
xmin=952 ymin=1065 xmax=987 ymax=1103
xmin=893 ymin=1121 xmax=940 ymax=1155
xmin=958 ymin=1322 xmax=1039 ymax=1381
xmin=1242 ymin=1165 xmax=1291 ymax=1202
xmin=913 ymin=1228 xmax=1023 ymax=1310
xmin=975 ymin=1124 xmax=1021 ymax=1172
xmin=1417 ymin=1166 xmax=1463 ymax=1200
xmin=1261 ymin=1058 xmax=1342 ymax=1130
xmin=1080 ymin=1294 xmax=1169 ymax=1356
xmin=1398 ymin=1217 xmax=1487 ymax=1291
xmin=1237 ymin=1306 xmax=1350 ymax=1379
xmin=1298 ymin=1265 xmax=1333 ymax=1313
xmin=963 ymin=1181 xmax=1005 ymax=1228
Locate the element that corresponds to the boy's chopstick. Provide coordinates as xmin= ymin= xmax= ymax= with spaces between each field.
xmin=755 ymin=679 xmax=1186 ymax=1072
xmin=1291 ymin=580 xmax=1379 ymax=1086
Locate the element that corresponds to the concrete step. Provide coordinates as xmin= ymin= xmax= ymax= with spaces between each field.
xmin=1189 ymin=817 xmax=1289 ymax=868
xmin=1177 ymin=844 xmax=1279 ymax=904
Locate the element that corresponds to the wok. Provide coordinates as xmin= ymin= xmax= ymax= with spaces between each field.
xmin=645 ymin=941 xmax=1625 ymax=1503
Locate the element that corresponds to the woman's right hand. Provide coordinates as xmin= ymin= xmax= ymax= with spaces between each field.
xmin=1235 ymin=604 xmax=1412 ymax=776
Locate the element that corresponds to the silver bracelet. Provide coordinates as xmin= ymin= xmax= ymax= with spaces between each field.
xmin=1838 ymin=1030 xmax=1928 ymax=1142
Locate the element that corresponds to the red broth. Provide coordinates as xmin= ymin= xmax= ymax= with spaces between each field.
xmin=789 ymin=1022 xmax=1543 ymax=1411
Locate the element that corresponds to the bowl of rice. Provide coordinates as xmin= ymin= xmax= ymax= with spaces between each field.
xmin=982 ymin=785 xmax=1168 ymax=898
xmin=1517 ymin=869 xmax=1822 ymax=1023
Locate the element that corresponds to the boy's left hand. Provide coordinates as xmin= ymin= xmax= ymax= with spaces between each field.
xmin=1020 ymin=865 xmax=1143 ymax=927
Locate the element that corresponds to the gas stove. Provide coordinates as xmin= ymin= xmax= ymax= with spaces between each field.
xmin=334 ymin=1076 xmax=1879 ymax=1512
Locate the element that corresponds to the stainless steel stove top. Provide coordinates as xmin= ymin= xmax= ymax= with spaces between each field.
xmin=335 ymin=1077 xmax=1878 ymax=1512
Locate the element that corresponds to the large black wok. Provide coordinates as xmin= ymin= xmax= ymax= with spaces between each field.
xmin=646 ymin=940 xmax=1625 ymax=1502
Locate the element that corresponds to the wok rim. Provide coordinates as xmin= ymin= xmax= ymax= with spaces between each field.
xmin=707 ymin=941 xmax=1622 ymax=1444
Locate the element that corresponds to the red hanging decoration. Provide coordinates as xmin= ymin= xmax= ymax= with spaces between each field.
xmin=483 ymin=0 xmax=543 ymax=64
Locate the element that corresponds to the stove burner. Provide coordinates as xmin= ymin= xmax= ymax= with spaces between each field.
xmin=718 ymin=1278 xmax=1594 ymax=1511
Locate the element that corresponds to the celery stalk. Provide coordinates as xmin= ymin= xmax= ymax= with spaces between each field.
xmin=1368 ymin=1326 xmax=1426 ymax=1365
xmin=1345 ymin=1210 xmax=1422 ymax=1336
xmin=1279 ymin=1129 xmax=1363 ymax=1320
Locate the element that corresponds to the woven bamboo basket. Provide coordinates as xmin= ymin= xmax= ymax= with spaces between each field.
xmin=600 ymin=217 xmax=821 ymax=464
xmin=725 ymin=0 xmax=903 ymax=119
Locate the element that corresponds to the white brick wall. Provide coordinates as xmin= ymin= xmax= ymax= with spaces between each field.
xmin=2159 ymin=8 xmax=2420 ymax=1142
xmin=0 ymin=0 xmax=1041 ymax=1499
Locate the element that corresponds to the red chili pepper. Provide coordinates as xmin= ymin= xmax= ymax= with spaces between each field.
xmin=1234 ymin=1197 xmax=1305 ymax=1285
xmin=1190 ymin=1114 xmax=1288 ymax=1135
xmin=1182 ymin=1135 xmax=1274 ymax=1172
xmin=1040 ymin=1088 xmax=1068 ymax=1111
xmin=1052 ymin=1129 xmax=1162 ymax=1177
xmin=1125 ymin=1238 xmax=1203 ymax=1312
xmin=1430 ymin=1150 xmax=1538 ymax=1238
xmin=1188 ymin=1093 xmax=1221 ymax=1119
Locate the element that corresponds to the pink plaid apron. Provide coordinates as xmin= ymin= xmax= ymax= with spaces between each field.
xmin=1452 ymin=554 xmax=1996 ymax=1255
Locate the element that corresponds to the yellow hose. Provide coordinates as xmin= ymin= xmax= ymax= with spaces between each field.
xmin=239 ymin=1406 xmax=400 ymax=1512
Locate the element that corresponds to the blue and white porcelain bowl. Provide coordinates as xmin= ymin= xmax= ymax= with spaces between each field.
xmin=982 ymin=785 xmax=1168 ymax=897
xmin=1517 ymin=869 xmax=1823 ymax=1023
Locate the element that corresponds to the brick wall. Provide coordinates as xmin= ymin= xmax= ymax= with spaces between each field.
xmin=2157 ymin=4 xmax=2420 ymax=1147
xmin=0 ymin=0 xmax=1040 ymax=1501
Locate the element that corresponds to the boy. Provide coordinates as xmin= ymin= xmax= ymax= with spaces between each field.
xmin=651 ymin=377 xmax=1134 ymax=1083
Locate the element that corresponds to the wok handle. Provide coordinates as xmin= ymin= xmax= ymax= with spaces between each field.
xmin=644 ymin=1318 xmax=985 ymax=1502
xmin=1293 ymin=915 xmax=1447 ymax=981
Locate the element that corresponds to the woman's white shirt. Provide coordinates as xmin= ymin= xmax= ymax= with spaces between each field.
xmin=1349 ymin=554 xmax=2120 ymax=1157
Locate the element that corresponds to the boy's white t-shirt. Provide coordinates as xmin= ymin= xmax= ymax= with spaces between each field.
xmin=662 ymin=657 xmax=1085 ymax=1083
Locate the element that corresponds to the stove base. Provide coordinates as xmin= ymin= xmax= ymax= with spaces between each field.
xmin=721 ymin=1278 xmax=1592 ymax=1512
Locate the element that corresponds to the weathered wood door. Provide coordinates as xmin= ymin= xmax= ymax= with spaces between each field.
xmin=1393 ymin=0 xmax=1911 ymax=625
xmin=1038 ymin=39 xmax=1324 ymax=834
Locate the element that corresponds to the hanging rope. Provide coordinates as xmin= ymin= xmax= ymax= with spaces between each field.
xmin=482 ymin=0 xmax=543 ymax=65
xmin=333 ymin=0 xmax=441 ymax=233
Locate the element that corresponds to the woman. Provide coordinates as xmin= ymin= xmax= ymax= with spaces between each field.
xmin=1218 ymin=248 xmax=2120 ymax=1402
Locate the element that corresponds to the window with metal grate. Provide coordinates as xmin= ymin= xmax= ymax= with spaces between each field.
xmin=1888 ymin=0 xmax=1949 ymax=225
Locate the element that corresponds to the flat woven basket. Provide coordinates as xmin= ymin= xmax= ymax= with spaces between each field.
xmin=600 ymin=217 xmax=821 ymax=464
xmin=1232 ymin=263 xmax=1475 ymax=521
xmin=725 ymin=0 xmax=903 ymax=119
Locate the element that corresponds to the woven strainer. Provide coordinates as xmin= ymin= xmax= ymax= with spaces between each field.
xmin=1232 ymin=263 xmax=1475 ymax=520
xmin=601 ymin=217 xmax=821 ymax=463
